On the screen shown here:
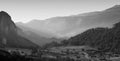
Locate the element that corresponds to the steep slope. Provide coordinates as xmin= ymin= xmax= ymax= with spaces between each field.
xmin=0 ymin=11 xmax=38 ymax=48
xmin=18 ymin=5 xmax=120 ymax=39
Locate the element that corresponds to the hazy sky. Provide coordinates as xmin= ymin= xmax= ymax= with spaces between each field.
xmin=0 ymin=0 xmax=119 ymax=23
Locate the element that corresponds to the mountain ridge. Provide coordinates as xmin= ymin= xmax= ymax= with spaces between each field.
xmin=17 ymin=5 xmax=120 ymax=36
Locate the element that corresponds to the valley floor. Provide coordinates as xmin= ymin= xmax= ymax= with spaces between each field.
xmin=1 ymin=46 xmax=120 ymax=61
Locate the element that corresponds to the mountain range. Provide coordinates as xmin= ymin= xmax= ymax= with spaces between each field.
xmin=16 ymin=5 xmax=120 ymax=46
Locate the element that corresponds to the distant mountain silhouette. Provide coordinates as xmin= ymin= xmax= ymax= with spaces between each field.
xmin=17 ymin=5 xmax=120 ymax=37
xmin=78 ymin=5 xmax=120 ymax=28
xmin=0 ymin=11 xmax=38 ymax=48
xmin=16 ymin=5 xmax=120 ymax=45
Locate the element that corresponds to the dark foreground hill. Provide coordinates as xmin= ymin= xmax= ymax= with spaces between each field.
xmin=61 ymin=21 xmax=120 ymax=53
xmin=0 ymin=11 xmax=38 ymax=48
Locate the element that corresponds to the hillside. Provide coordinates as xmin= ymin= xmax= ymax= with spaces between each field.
xmin=0 ymin=11 xmax=38 ymax=48
xmin=62 ymin=21 xmax=120 ymax=53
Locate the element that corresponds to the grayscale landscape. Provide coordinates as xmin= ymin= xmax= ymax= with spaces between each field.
xmin=0 ymin=0 xmax=120 ymax=61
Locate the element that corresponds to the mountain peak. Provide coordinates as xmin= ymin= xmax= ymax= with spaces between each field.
xmin=0 ymin=11 xmax=11 ymax=20
xmin=0 ymin=11 xmax=10 ymax=17
xmin=0 ymin=10 xmax=15 ymax=24
xmin=0 ymin=11 xmax=8 ymax=14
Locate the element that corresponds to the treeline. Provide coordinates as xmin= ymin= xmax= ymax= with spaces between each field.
xmin=44 ymin=22 xmax=120 ymax=53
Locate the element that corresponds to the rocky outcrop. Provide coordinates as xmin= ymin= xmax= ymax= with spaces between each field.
xmin=0 ymin=11 xmax=38 ymax=48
